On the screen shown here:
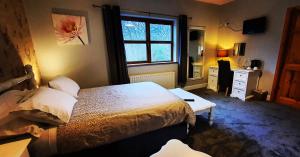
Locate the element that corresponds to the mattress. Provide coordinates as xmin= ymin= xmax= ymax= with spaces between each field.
xmin=30 ymin=82 xmax=195 ymax=156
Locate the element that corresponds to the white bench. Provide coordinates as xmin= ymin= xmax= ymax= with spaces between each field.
xmin=169 ymin=88 xmax=216 ymax=126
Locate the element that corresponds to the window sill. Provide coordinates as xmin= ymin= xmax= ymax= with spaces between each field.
xmin=127 ymin=62 xmax=178 ymax=67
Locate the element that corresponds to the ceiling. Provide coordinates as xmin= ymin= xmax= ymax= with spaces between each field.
xmin=196 ymin=0 xmax=235 ymax=5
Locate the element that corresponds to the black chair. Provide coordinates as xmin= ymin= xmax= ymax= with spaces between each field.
xmin=217 ymin=60 xmax=234 ymax=96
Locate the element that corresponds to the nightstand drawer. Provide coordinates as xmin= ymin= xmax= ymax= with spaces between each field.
xmin=232 ymin=88 xmax=246 ymax=97
xmin=234 ymin=72 xmax=248 ymax=82
xmin=233 ymin=80 xmax=247 ymax=89
xmin=209 ymin=68 xmax=218 ymax=76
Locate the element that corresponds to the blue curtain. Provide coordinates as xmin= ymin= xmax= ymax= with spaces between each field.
xmin=102 ymin=5 xmax=129 ymax=85
xmin=177 ymin=15 xmax=188 ymax=87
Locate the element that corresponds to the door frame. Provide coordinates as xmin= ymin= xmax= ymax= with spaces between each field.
xmin=271 ymin=6 xmax=300 ymax=102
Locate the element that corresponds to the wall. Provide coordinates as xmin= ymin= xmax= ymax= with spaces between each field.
xmin=23 ymin=0 xmax=110 ymax=88
xmin=217 ymin=0 xmax=300 ymax=93
xmin=23 ymin=0 xmax=220 ymax=88
xmin=0 ymin=0 xmax=40 ymax=84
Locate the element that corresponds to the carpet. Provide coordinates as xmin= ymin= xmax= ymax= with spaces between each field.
xmin=187 ymin=89 xmax=300 ymax=157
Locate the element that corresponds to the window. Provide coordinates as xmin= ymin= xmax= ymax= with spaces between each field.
xmin=121 ymin=16 xmax=174 ymax=64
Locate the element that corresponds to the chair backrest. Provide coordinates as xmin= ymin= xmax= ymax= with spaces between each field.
xmin=218 ymin=60 xmax=231 ymax=75
xmin=217 ymin=60 xmax=233 ymax=92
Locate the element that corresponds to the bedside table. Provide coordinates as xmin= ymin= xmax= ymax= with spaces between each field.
xmin=0 ymin=138 xmax=31 ymax=157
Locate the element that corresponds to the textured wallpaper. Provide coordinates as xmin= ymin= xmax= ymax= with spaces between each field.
xmin=0 ymin=0 xmax=40 ymax=84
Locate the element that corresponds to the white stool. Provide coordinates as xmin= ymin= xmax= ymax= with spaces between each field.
xmin=169 ymin=88 xmax=216 ymax=126
xmin=151 ymin=139 xmax=211 ymax=157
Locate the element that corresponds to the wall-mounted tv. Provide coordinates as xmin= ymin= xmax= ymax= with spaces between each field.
xmin=243 ymin=17 xmax=267 ymax=34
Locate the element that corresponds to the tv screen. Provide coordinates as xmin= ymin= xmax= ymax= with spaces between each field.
xmin=243 ymin=17 xmax=267 ymax=34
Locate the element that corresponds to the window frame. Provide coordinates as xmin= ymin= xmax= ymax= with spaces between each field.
xmin=121 ymin=16 xmax=174 ymax=64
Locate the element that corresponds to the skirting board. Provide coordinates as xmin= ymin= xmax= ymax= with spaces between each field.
xmin=183 ymin=83 xmax=208 ymax=91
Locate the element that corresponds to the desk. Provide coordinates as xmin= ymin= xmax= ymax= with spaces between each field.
xmin=207 ymin=66 xmax=219 ymax=92
xmin=207 ymin=66 xmax=238 ymax=92
xmin=230 ymin=69 xmax=261 ymax=101
xmin=207 ymin=66 xmax=260 ymax=101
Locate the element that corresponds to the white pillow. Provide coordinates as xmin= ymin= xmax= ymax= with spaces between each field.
xmin=48 ymin=76 xmax=80 ymax=98
xmin=11 ymin=87 xmax=77 ymax=125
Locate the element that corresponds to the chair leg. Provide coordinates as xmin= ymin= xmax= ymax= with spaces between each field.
xmin=225 ymin=87 xmax=229 ymax=96
xmin=208 ymin=107 xmax=214 ymax=126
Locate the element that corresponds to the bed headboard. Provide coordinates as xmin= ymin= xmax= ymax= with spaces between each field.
xmin=0 ymin=65 xmax=37 ymax=93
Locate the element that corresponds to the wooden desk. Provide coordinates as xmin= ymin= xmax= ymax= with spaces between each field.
xmin=207 ymin=66 xmax=238 ymax=92
xmin=0 ymin=138 xmax=31 ymax=157
xmin=207 ymin=67 xmax=260 ymax=101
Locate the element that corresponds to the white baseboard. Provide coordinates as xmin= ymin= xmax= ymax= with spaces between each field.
xmin=183 ymin=83 xmax=208 ymax=91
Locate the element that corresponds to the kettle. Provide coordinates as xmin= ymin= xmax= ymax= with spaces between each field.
xmin=251 ymin=60 xmax=262 ymax=69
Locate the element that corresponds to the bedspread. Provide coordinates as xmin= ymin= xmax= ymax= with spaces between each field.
xmin=56 ymin=82 xmax=195 ymax=153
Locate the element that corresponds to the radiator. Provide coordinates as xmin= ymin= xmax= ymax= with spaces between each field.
xmin=129 ymin=72 xmax=175 ymax=89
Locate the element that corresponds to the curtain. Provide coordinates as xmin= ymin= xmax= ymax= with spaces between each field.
xmin=102 ymin=5 xmax=130 ymax=85
xmin=177 ymin=15 xmax=188 ymax=87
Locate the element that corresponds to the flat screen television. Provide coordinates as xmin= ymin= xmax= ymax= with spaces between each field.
xmin=243 ymin=17 xmax=267 ymax=34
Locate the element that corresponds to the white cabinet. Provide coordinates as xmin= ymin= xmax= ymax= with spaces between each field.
xmin=230 ymin=69 xmax=260 ymax=101
xmin=207 ymin=67 xmax=218 ymax=92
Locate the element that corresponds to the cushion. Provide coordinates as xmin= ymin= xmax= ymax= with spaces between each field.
xmin=151 ymin=139 xmax=211 ymax=157
xmin=0 ymin=90 xmax=44 ymax=139
xmin=0 ymin=90 xmax=32 ymax=125
xmin=0 ymin=117 xmax=44 ymax=139
xmin=11 ymin=87 xmax=77 ymax=125
xmin=49 ymin=76 xmax=80 ymax=98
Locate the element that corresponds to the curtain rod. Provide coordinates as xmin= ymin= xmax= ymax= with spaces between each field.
xmin=92 ymin=4 xmax=192 ymax=19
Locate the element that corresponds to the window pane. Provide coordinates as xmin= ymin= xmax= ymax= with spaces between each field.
xmin=151 ymin=44 xmax=171 ymax=62
xmin=125 ymin=44 xmax=147 ymax=62
xmin=121 ymin=20 xmax=146 ymax=41
xmin=150 ymin=24 xmax=171 ymax=41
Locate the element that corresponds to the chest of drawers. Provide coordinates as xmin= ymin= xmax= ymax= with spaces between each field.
xmin=230 ymin=69 xmax=260 ymax=101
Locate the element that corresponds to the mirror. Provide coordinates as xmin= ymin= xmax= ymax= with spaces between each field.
xmin=188 ymin=26 xmax=205 ymax=80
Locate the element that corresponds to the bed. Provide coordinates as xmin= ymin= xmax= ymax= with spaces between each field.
xmin=0 ymin=65 xmax=195 ymax=157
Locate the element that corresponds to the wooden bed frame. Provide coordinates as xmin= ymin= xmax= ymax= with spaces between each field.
xmin=0 ymin=65 xmax=189 ymax=157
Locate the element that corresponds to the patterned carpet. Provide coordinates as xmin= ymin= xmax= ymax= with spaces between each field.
xmin=187 ymin=89 xmax=300 ymax=157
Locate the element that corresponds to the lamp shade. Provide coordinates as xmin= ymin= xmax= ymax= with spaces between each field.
xmin=217 ymin=49 xmax=229 ymax=57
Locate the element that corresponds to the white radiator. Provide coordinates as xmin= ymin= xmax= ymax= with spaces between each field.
xmin=129 ymin=72 xmax=175 ymax=89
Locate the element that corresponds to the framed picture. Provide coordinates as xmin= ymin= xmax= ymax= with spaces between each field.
xmin=52 ymin=13 xmax=88 ymax=45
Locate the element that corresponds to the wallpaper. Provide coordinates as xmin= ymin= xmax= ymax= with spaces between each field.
xmin=0 ymin=0 xmax=40 ymax=84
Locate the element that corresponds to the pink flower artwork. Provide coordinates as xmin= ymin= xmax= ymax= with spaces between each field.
xmin=52 ymin=14 xmax=88 ymax=45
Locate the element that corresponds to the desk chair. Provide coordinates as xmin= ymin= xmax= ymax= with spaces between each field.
xmin=217 ymin=60 xmax=234 ymax=96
